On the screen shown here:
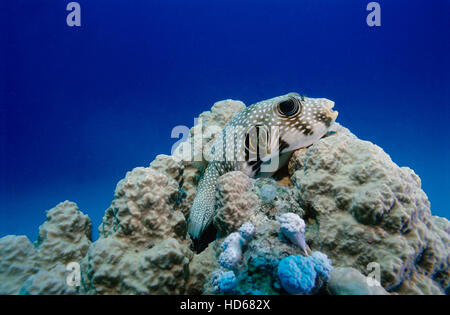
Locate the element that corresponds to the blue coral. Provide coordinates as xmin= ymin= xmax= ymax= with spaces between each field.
xmin=278 ymin=255 xmax=317 ymax=294
xmin=239 ymin=222 xmax=255 ymax=241
xmin=219 ymin=223 xmax=255 ymax=270
xmin=218 ymin=271 xmax=237 ymax=293
xmin=277 ymin=252 xmax=333 ymax=294
xmin=219 ymin=232 xmax=246 ymax=270
xmin=309 ymin=251 xmax=333 ymax=281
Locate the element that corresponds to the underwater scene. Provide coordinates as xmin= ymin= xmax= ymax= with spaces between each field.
xmin=0 ymin=0 xmax=449 ymax=298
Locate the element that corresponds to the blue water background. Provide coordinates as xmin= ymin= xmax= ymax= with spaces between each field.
xmin=1 ymin=0 xmax=449 ymax=241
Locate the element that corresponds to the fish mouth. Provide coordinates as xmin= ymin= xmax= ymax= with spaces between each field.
xmin=324 ymin=101 xmax=338 ymax=121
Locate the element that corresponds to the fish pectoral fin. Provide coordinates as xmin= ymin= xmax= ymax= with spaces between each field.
xmin=258 ymin=150 xmax=293 ymax=177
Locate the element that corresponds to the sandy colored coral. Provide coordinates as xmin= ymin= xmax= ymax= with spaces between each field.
xmin=150 ymin=154 xmax=184 ymax=185
xmin=150 ymin=154 xmax=194 ymax=217
xmin=0 ymin=235 xmax=39 ymax=294
xmin=20 ymin=263 xmax=79 ymax=295
xmin=82 ymin=164 xmax=193 ymax=294
xmin=82 ymin=237 xmax=191 ymax=294
xmin=99 ymin=166 xmax=187 ymax=246
xmin=213 ymin=171 xmax=263 ymax=235
xmin=186 ymin=243 xmax=220 ymax=294
xmin=36 ymin=200 xmax=92 ymax=267
xmin=0 ymin=201 xmax=91 ymax=295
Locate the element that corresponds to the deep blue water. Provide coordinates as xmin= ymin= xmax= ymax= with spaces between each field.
xmin=1 ymin=0 xmax=449 ymax=241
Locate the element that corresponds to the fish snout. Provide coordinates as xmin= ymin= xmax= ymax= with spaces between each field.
xmin=323 ymin=99 xmax=338 ymax=123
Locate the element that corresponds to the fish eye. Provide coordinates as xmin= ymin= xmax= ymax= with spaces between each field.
xmin=277 ymin=97 xmax=301 ymax=117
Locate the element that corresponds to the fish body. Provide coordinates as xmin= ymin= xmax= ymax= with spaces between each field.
xmin=188 ymin=92 xmax=338 ymax=239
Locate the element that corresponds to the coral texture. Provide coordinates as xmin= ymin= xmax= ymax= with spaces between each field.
xmin=82 ymin=164 xmax=193 ymax=294
xmin=290 ymin=126 xmax=449 ymax=294
xmin=0 ymin=236 xmax=39 ymax=294
xmin=206 ymin=219 xmax=308 ymax=295
xmin=20 ymin=263 xmax=78 ymax=295
xmin=36 ymin=200 xmax=92 ymax=267
xmin=218 ymin=232 xmax=247 ymax=270
xmin=82 ymin=237 xmax=191 ymax=294
xmin=277 ymin=251 xmax=333 ymax=295
xmin=218 ymin=271 xmax=238 ymax=292
xmin=99 ymin=166 xmax=186 ymax=245
xmin=239 ymin=222 xmax=256 ymax=241
xmin=278 ymin=255 xmax=317 ymax=294
xmin=213 ymin=171 xmax=262 ymax=235
xmin=186 ymin=243 xmax=219 ymax=294
xmin=310 ymin=251 xmax=333 ymax=281
xmin=0 ymin=201 xmax=91 ymax=294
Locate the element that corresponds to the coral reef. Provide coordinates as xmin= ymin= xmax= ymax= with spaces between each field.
xmin=290 ymin=124 xmax=449 ymax=294
xmin=213 ymin=171 xmax=262 ymax=236
xmin=202 ymin=120 xmax=448 ymax=295
xmin=0 ymin=98 xmax=448 ymax=295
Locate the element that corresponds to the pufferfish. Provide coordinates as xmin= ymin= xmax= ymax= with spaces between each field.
xmin=188 ymin=92 xmax=338 ymax=239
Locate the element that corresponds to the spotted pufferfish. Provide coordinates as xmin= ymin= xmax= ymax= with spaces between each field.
xmin=188 ymin=92 xmax=338 ymax=239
